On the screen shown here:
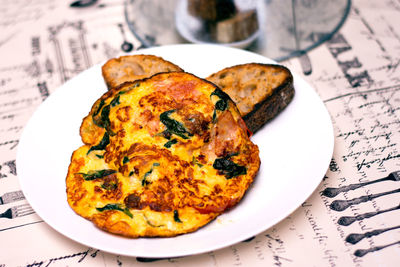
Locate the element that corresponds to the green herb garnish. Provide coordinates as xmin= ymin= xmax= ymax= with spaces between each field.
xmin=93 ymin=104 xmax=110 ymax=128
xmin=173 ymin=210 xmax=182 ymax=223
xmin=92 ymin=104 xmax=115 ymax=135
xmin=110 ymin=95 xmax=120 ymax=107
xmin=211 ymin=88 xmax=230 ymax=122
xmin=160 ymin=109 xmax=191 ymax=139
xmin=96 ymin=203 xmax=133 ymax=218
xmin=87 ymin=132 xmax=110 ymax=155
xmin=78 ymin=169 xmax=116 ymax=181
xmin=101 ymin=180 xmax=118 ymax=190
xmin=215 ymin=99 xmax=228 ymax=111
xmin=164 ymin=138 xmax=178 ymax=148
xmin=92 ymin=99 xmax=105 ymax=117
xmin=131 ymin=82 xmax=140 ymax=89
xmin=192 ymin=156 xmax=203 ymax=167
xmin=212 ymin=109 xmax=217 ymax=122
xmin=211 ymin=88 xmax=229 ymax=111
xmin=144 ymin=214 xmax=163 ymax=227
xmin=142 ymin=162 xmax=160 ymax=186
xmin=213 ymin=156 xmax=246 ymax=179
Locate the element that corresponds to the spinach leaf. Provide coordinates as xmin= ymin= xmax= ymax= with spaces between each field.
xmin=213 ymin=157 xmax=247 ymax=179
xmin=192 ymin=156 xmax=203 ymax=167
xmin=211 ymin=88 xmax=230 ymax=122
xmin=93 ymin=104 xmax=109 ymax=128
xmin=110 ymin=95 xmax=120 ymax=107
xmin=130 ymin=82 xmax=140 ymax=89
xmin=93 ymin=99 xmax=105 ymax=117
xmin=164 ymin=138 xmax=178 ymax=148
xmin=87 ymin=132 xmax=109 ymax=155
xmin=160 ymin=110 xmax=190 ymax=139
xmin=93 ymin=91 xmax=126 ymax=134
xmin=211 ymin=88 xmax=230 ymax=100
xmin=93 ymin=104 xmax=115 ymax=135
xmin=78 ymin=169 xmax=116 ymax=181
xmin=212 ymin=109 xmax=217 ymax=123
xmin=144 ymin=214 xmax=163 ymax=227
xmin=101 ymin=181 xmax=118 ymax=190
xmin=173 ymin=210 xmax=182 ymax=223
xmin=96 ymin=203 xmax=122 ymax=212
xmin=215 ymin=99 xmax=228 ymax=111
xmin=96 ymin=203 xmax=133 ymax=218
xmin=142 ymin=162 xmax=160 ymax=186
xmin=211 ymin=88 xmax=230 ymax=111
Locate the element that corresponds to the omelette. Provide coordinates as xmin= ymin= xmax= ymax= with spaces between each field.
xmin=66 ymin=71 xmax=260 ymax=237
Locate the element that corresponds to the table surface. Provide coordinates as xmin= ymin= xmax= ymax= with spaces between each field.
xmin=1 ymin=0 xmax=400 ymax=266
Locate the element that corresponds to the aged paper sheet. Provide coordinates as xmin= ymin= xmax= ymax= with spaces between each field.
xmin=0 ymin=0 xmax=399 ymax=266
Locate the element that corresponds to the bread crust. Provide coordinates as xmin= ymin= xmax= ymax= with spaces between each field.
xmin=102 ymin=55 xmax=183 ymax=89
xmin=206 ymin=63 xmax=294 ymax=133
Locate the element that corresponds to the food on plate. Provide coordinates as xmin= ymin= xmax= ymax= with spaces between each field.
xmin=101 ymin=55 xmax=294 ymax=133
xmin=206 ymin=63 xmax=294 ymax=133
xmin=66 ymin=72 xmax=260 ymax=237
xmin=102 ymin=54 xmax=183 ymax=89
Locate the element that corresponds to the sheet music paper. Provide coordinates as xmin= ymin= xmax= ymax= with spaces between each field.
xmin=0 ymin=0 xmax=399 ymax=266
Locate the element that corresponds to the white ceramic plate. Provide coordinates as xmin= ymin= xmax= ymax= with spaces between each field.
xmin=17 ymin=44 xmax=334 ymax=258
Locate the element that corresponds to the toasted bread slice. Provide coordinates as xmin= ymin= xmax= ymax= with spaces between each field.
xmin=207 ymin=63 xmax=294 ymax=133
xmin=102 ymin=55 xmax=183 ymax=89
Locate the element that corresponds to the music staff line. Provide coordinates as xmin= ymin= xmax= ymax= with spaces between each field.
xmin=322 ymin=170 xmax=400 ymax=257
xmin=323 ymin=83 xmax=400 ymax=103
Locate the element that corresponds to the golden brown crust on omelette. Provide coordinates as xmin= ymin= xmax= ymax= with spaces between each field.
xmin=66 ymin=72 xmax=260 ymax=238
